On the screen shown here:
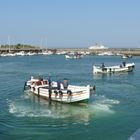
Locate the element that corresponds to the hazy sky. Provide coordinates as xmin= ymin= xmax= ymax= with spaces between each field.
xmin=0 ymin=0 xmax=140 ymax=48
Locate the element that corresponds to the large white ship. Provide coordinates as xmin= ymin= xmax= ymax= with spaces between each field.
xmin=89 ymin=43 xmax=108 ymax=50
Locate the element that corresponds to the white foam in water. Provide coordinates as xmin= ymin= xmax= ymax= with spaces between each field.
xmin=8 ymin=99 xmax=71 ymax=118
xmin=7 ymin=94 xmax=120 ymax=121
xmin=89 ymin=95 xmax=120 ymax=115
xmin=9 ymin=101 xmax=17 ymax=114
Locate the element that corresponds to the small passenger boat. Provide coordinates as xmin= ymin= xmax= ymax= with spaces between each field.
xmin=93 ymin=62 xmax=135 ymax=74
xmin=24 ymin=76 xmax=95 ymax=103
xmin=122 ymin=54 xmax=132 ymax=59
xmin=65 ymin=53 xmax=83 ymax=59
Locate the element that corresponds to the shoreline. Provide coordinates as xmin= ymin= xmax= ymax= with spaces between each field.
xmin=1 ymin=47 xmax=140 ymax=56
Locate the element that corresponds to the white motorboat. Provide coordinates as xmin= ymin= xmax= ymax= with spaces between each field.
xmin=121 ymin=54 xmax=132 ymax=59
xmin=93 ymin=62 xmax=135 ymax=74
xmin=65 ymin=53 xmax=83 ymax=59
xmin=24 ymin=76 xmax=95 ymax=103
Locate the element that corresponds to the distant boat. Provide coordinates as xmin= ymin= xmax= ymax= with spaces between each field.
xmin=24 ymin=76 xmax=95 ymax=103
xmin=121 ymin=54 xmax=132 ymax=59
xmin=16 ymin=51 xmax=26 ymax=56
xmin=42 ymin=50 xmax=53 ymax=55
xmin=93 ymin=62 xmax=135 ymax=74
xmin=97 ymin=51 xmax=114 ymax=56
xmin=89 ymin=43 xmax=108 ymax=50
xmin=65 ymin=53 xmax=83 ymax=59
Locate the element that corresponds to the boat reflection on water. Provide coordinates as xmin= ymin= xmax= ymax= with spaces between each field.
xmin=8 ymin=90 xmax=119 ymax=126
xmin=30 ymin=92 xmax=92 ymax=124
xmin=93 ymin=71 xmax=134 ymax=80
xmin=8 ymin=91 xmax=94 ymax=125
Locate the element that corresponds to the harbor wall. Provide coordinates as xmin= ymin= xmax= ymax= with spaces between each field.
xmin=1 ymin=48 xmax=140 ymax=56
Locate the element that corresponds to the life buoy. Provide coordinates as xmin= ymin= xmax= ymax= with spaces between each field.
xmin=67 ymin=90 xmax=72 ymax=96
xmin=54 ymin=90 xmax=58 ymax=96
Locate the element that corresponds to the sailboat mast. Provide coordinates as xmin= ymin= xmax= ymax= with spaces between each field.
xmin=8 ymin=36 xmax=10 ymax=52
xmin=45 ymin=37 xmax=47 ymax=51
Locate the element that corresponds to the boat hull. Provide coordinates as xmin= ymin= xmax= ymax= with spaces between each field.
xmin=25 ymin=80 xmax=91 ymax=103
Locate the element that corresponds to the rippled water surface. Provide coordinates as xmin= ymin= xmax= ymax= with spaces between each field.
xmin=0 ymin=55 xmax=140 ymax=140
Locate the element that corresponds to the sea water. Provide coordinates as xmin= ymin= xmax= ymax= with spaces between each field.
xmin=0 ymin=55 xmax=140 ymax=140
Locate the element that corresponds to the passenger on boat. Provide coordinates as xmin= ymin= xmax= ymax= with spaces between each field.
xmin=120 ymin=64 xmax=122 ymax=68
xmin=101 ymin=63 xmax=106 ymax=71
xmin=57 ymin=79 xmax=61 ymax=90
xmin=38 ymin=75 xmax=43 ymax=81
xmin=48 ymin=76 xmax=52 ymax=100
xmin=63 ymin=79 xmax=69 ymax=90
xmin=102 ymin=63 xmax=105 ymax=68
xmin=123 ymin=61 xmax=126 ymax=67
xmin=48 ymin=76 xmax=51 ymax=86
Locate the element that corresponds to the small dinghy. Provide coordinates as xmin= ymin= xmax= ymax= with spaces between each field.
xmin=24 ymin=76 xmax=95 ymax=103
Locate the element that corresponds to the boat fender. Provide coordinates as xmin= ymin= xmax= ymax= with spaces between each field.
xmin=33 ymin=87 xmax=35 ymax=91
xmin=54 ymin=90 xmax=58 ymax=96
xmin=59 ymin=90 xmax=63 ymax=97
xmin=67 ymin=90 xmax=72 ymax=96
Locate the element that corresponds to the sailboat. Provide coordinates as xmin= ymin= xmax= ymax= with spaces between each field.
xmin=1 ymin=36 xmax=16 ymax=57
xmin=41 ymin=37 xmax=53 ymax=55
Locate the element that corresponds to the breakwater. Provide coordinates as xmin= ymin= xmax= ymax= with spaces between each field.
xmin=1 ymin=47 xmax=140 ymax=56
xmin=56 ymin=48 xmax=140 ymax=56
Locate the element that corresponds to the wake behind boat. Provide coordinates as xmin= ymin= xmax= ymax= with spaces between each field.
xmin=24 ymin=76 xmax=95 ymax=103
xmin=93 ymin=62 xmax=135 ymax=74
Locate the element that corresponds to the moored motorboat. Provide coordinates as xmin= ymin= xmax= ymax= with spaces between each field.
xmin=93 ymin=62 xmax=135 ymax=74
xmin=24 ymin=76 xmax=95 ymax=103
xmin=65 ymin=53 xmax=83 ymax=59
xmin=122 ymin=54 xmax=132 ymax=59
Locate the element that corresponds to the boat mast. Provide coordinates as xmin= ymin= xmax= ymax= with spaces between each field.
xmin=45 ymin=36 xmax=47 ymax=52
xmin=8 ymin=36 xmax=11 ymax=53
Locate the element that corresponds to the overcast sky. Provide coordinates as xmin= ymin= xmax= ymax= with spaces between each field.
xmin=0 ymin=0 xmax=140 ymax=48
